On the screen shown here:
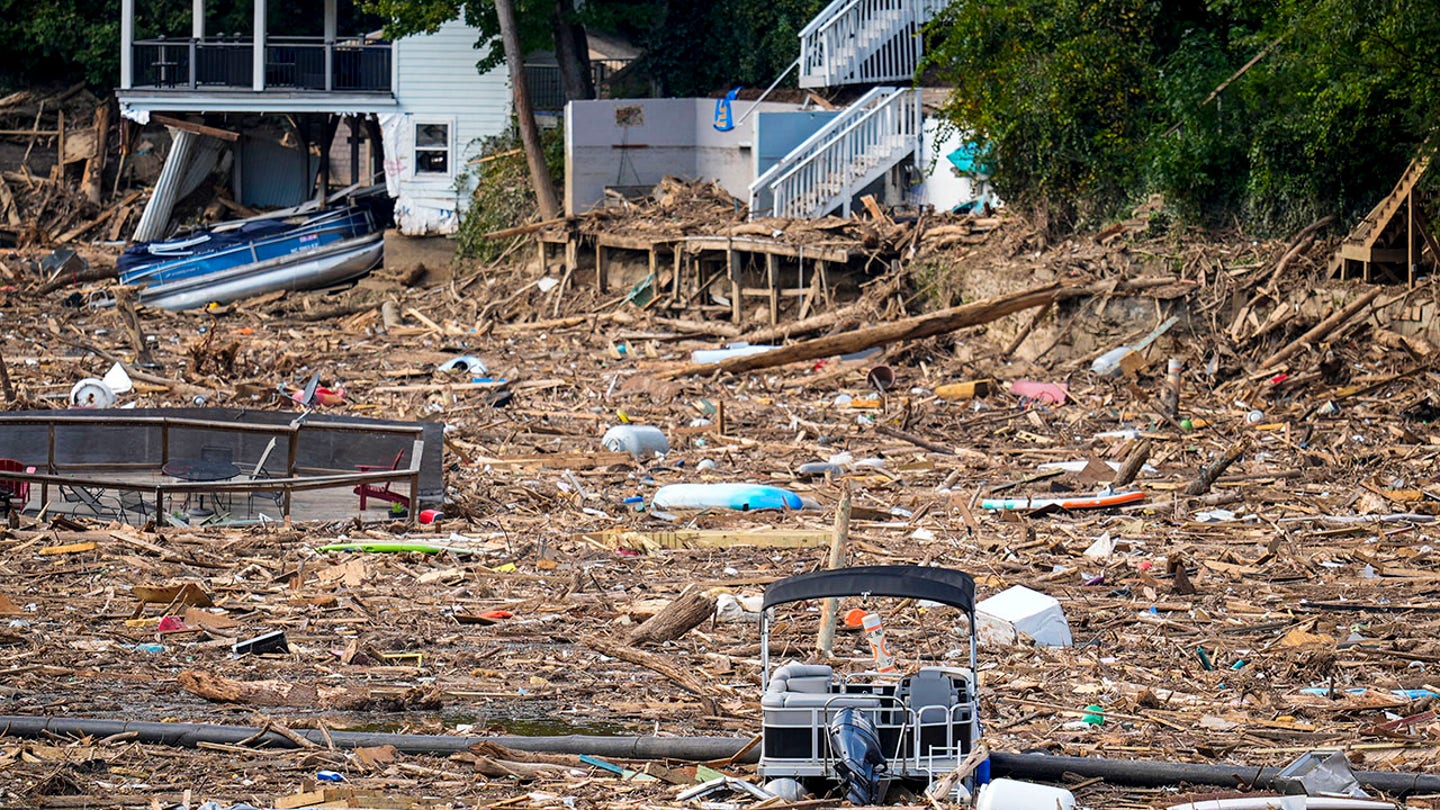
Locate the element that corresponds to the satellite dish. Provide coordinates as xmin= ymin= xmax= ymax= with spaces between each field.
xmin=70 ymin=378 xmax=117 ymax=409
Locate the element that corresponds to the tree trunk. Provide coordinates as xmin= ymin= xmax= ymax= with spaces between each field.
xmin=552 ymin=0 xmax=595 ymax=102
xmin=626 ymin=585 xmax=715 ymax=645
xmin=496 ymin=0 xmax=562 ymax=219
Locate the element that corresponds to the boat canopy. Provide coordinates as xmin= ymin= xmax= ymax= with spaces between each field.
xmin=763 ymin=565 xmax=975 ymax=613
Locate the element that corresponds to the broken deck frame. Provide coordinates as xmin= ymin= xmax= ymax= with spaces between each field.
xmin=537 ymin=230 xmax=855 ymax=325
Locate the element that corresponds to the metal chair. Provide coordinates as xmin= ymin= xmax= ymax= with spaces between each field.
xmin=244 ymin=438 xmax=284 ymax=517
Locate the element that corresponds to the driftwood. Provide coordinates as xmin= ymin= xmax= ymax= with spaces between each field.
xmin=1112 ymin=438 xmax=1152 ymax=487
xmin=816 ymin=483 xmax=852 ymax=657
xmin=178 ymin=670 xmax=321 ymax=707
xmin=581 ymin=633 xmax=728 ymax=703
xmin=1259 ymin=287 xmax=1381 ymax=370
xmin=667 ymin=282 xmax=1070 ymax=378
xmin=1184 ymin=439 xmax=1249 ymax=496
xmin=34 ymin=262 xmax=116 ymax=294
xmin=626 ymin=584 xmax=715 ymax=645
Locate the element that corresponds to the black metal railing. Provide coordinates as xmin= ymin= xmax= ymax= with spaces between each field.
xmin=131 ymin=37 xmax=391 ymax=92
xmin=526 ymin=58 xmax=633 ymax=111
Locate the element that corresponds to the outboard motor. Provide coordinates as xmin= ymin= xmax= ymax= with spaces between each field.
xmin=828 ymin=707 xmax=886 ymax=805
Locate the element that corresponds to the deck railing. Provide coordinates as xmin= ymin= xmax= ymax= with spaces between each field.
xmin=798 ymin=0 xmax=945 ymax=88
xmin=0 ymin=415 xmax=424 ymax=525
xmin=131 ymin=36 xmax=392 ymax=92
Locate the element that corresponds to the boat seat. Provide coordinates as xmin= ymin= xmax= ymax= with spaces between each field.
xmin=767 ymin=663 xmax=834 ymax=693
xmin=762 ymin=692 xmax=881 ymax=728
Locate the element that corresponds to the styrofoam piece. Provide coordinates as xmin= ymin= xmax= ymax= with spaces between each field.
xmin=102 ymin=362 xmax=134 ymax=394
xmin=974 ymin=779 xmax=1075 ymax=810
xmin=690 ymin=343 xmax=778 ymax=364
xmin=977 ymin=585 xmax=1072 ymax=647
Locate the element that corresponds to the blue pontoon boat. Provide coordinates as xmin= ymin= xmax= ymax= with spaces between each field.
xmin=117 ymin=204 xmax=384 ymax=311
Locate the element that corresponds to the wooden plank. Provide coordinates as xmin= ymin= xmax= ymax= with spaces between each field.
xmin=150 ymin=113 xmax=240 ymax=142
xmin=766 ymin=252 xmax=779 ymax=325
xmin=583 ymin=529 xmax=833 ymax=551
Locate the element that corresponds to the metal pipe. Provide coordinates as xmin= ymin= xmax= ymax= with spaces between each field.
xmin=5 ymin=716 xmax=1440 ymax=795
xmin=0 ymin=716 xmax=750 ymax=761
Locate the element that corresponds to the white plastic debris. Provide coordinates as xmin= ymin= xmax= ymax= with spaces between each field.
xmin=977 ymin=585 xmax=1073 ymax=647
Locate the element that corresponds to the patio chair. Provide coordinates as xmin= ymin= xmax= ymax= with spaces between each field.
xmin=61 ymin=484 xmax=123 ymax=522
xmin=353 ymin=449 xmax=410 ymax=510
xmin=0 ymin=459 xmax=34 ymax=513
xmin=244 ymin=438 xmax=284 ymax=517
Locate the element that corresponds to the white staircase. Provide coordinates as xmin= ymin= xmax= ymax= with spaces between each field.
xmin=749 ymin=86 xmax=921 ymax=219
xmin=799 ymin=0 xmax=945 ymax=88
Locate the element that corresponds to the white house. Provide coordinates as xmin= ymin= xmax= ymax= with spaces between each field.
xmin=116 ymin=0 xmax=511 ymax=237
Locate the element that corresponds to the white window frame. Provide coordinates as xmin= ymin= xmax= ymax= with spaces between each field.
xmin=413 ymin=118 xmax=455 ymax=177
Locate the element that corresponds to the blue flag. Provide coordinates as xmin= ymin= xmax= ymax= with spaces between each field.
xmin=713 ymin=86 xmax=741 ymax=131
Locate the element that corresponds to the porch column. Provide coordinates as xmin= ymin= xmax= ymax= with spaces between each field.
xmin=324 ymin=0 xmax=337 ymax=92
xmin=252 ymin=0 xmax=266 ymax=91
xmin=191 ymin=0 xmax=204 ymax=88
xmin=120 ymin=0 xmax=134 ymax=90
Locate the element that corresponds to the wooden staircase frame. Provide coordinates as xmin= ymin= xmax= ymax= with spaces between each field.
xmin=1330 ymin=139 xmax=1438 ymax=286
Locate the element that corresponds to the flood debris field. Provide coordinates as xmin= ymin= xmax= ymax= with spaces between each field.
xmin=3 ymin=203 xmax=1440 ymax=810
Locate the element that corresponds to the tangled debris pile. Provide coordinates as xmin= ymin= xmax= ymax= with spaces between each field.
xmin=3 ymin=202 xmax=1440 ymax=809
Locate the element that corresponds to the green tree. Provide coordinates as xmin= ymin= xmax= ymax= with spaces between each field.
xmin=926 ymin=0 xmax=1440 ymax=235
xmin=925 ymin=0 xmax=1182 ymax=233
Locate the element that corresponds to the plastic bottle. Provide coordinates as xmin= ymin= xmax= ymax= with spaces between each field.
xmin=861 ymin=612 xmax=897 ymax=672
xmin=602 ymin=425 xmax=669 ymax=458
xmin=651 ymin=483 xmax=803 ymax=511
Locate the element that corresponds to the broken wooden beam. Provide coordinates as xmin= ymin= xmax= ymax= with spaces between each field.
xmin=665 ymin=282 xmax=1070 ymax=378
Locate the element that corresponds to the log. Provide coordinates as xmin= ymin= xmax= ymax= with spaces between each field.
xmin=81 ymin=103 xmax=109 ymax=206
xmin=1111 ymin=438 xmax=1152 ymax=487
xmin=0 ymin=348 xmax=12 ymax=403
xmin=875 ymin=424 xmax=954 ymax=456
xmin=581 ymin=634 xmax=728 ymax=702
xmin=34 ymin=263 xmax=117 ymax=294
xmin=1259 ymin=287 xmax=1380 ymax=370
xmin=815 ymin=483 xmax=852 ymax=656
xmin=1184 ymin=439 xmax=1249 ymax=497
xmin=177 ymin=670 xmax=319 ymax=708
xmin=112 ymin=286 xmax=157 ymax=368
xmin=666 ymin=282 xmax=1069 ymax=378
xmin=626 ymin=584 xmax=716 ymax=645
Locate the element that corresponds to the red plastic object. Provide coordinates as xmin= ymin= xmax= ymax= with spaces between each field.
xmin=477 ymin=610 xmax=513 ymax=621
xmin=157 ymin=615 xmax=189 ymax=633
xmin=419 ymin=509 xmax=442 ymax=524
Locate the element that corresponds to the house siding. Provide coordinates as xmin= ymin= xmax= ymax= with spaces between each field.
xmin=386 ymin=19 xmax=511 ymax=235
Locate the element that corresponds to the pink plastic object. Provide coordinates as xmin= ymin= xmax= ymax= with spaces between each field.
xmin=1009 ymin=380 xmax=1069 ymax=405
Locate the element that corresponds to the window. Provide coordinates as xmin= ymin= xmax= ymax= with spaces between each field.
xmin=414 ymin=122 xmax=450 ymax=175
